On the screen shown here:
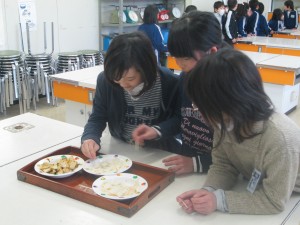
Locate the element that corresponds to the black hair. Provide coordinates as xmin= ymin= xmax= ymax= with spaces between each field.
xmin=258 ymin=2 xmax=264 ymax=14
xmin=185 ymin=5 xmax=197 ymax=13
xmin=228 ymin=0 xmax=238 ymax=10
xmin=236 ymin=3 xmax=250 ymax=20
xmin=104 ymin=31 xmax=157 ymax=95
xmin=272 ymin=8 xmax=283 ymax=20
xmin=213 ymin=1 xmax=224 ymax=10
xmin=284 ymin=0 xmax=294 ymax=10
xmin=186 ymin=48 xmax=274 ymax=144
xmin=168 ymin=11 xmax=222 ymax=58
xmin=249 ymin=0 xmax=259 ymax=11
xmin=143 ymin=5 xmax=158 ymax=24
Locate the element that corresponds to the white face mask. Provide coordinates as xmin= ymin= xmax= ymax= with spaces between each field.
xmin=126 ymin=82 xmax=144 ymax=98
xmin=218 ymin=9 xmax=225 ymax=16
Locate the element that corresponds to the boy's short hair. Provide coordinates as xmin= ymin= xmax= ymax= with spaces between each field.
xmin=227 ymin=0 xmax=238 ymax=10
xmin=185 ymin=5 xmax=197 ymax=13
xmin=214 ymin=1 xmax=224 ymax=10
xmin=284 ymin=0 xmax=294 ymax=10
xmin=258 ymin=2 xmax=264 ymax=14
xmin=249 ymin=0 xmax=259 ymax=11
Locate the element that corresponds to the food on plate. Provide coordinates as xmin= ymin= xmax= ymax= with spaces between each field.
xmin=85 ymin=157 xmax=127 ymax=174
xmin=101 ymin=179 xmax=140 ymax=197
xmin=38 ymin=156 xmax=79 ymax=175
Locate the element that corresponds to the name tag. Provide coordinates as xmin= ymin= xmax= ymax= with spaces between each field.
xmin=291 ymin=15 xmax=295 ymax=18
xmin=247 ymin=169 xmax=261 ymax=193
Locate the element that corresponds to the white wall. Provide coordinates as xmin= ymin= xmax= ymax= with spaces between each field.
xmin=0 ymin=0 xmax=6 ymax=49
xmin=0 ymin=0 xmax=99 ymax=54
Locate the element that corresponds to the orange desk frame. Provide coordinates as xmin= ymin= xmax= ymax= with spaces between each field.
xmin=53 ymin=81 xmax=94 ymax=105
xmin=167 ymin=52 xmax=298 ymax=86
xmin=234 ymin=43 xmax=300 ymax=56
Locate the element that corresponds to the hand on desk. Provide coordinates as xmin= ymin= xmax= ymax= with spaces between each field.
xmin=81 ymin=139 xmax=100 ymax=159
xmin=162 ymin=155 xmax=193 ymax=175
xmin=132 ymin=124 xmax=158 ymax=145
xmin=177 ymin=189 xmax=217 ymax=215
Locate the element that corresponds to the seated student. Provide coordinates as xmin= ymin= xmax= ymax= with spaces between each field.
xmin=268 ymin=8 xmax=285 ymax=33
xmin=81 ymin=31 xmax=180 ymax=159
xmin=245 ymin=0 xmax=259 ymax=35
xmin=283 ymin=0 xmax=298 ymax=29
xmin=257 ymin=2 xmax=269 ymax=36
xmin=223 ymin=0 xmax=238 ymax=45
xmin=177 ymin=48 xmax=300 ymax=215
xmin=236 ymin=3 xmax=251 ymax=37
xmin=138 ymin=5 xmax=167 ymax=65
xmin=133 ymin=11 xmax=223 ymax=175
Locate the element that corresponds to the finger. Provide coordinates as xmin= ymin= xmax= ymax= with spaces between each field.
xmin=177 ymin=190 xmax=199 ymax=200
xmin=164 ymin=159 xmax=179 ymax=167
xmin=86 ymin=142 xmax=97 ymax=159
xmin=81 ymin=145 xmax=90 ymax=158
xmin=167 ymin=165 xmax=181 ymax=173
xmin=162 ymin=155 xmax=179 ymax=163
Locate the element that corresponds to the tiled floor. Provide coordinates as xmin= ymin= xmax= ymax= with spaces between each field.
xmin=0 ymin=97 xmax=66 ymax=122
xmin=1 ymin=96 xmax=300 ymax=128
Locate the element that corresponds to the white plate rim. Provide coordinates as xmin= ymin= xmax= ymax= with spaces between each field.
xmin=82 ymin=154 xmax=133 ymax=176
xmin=34 ymin=154 xmax=84 ymax=179
xmin=92 ymin=173 xmax=148 ymax=200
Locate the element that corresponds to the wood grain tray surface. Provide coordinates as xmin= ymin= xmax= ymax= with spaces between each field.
xmin=17 ymin=146 xmax=175 ymax=217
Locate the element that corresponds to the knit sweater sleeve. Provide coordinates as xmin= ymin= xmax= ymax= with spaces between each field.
xmin=225 ymin=142 xmax=299 ymax=214
xmin=205 ymin=124 xmax=300 ymax=214
xmin=204 ymin=142 xmax=240 ymax=190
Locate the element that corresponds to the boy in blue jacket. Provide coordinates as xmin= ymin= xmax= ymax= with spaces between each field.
xmin=223 ymin=0 xmax=238 ymax=45
xmin=257 ymin=2 xmax=269 ymax=36
xmin=236 ymin=3 xmax=251 ymax=37
xmin=283 ymin=0 xmax=298 ymax=29
xmin=245 ymin=0 xmax=259 ymax=35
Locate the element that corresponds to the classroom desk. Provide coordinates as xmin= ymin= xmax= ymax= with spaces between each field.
xmin=51 ymin=66 xmax=103 ymax=126
xmin=0 ymin=130 xmax=300 ymax=225
xmin=292 ymin=31 xmax=300 ymax=38
xmin=0 ymin=112 xmax=83 ymax=167
xmin=272 ymin=29 xmax=300 ymax=39
xmin=235 ymin=36 xmax=300 ymax=56
xmin=167 ymin=51 xmax=300 ymax=114
xmin=242 ymin=51 xmax=300 ymax=113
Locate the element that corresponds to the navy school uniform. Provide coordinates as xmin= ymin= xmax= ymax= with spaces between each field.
xmin=223 ymin=10 xmax=238 ymax=44
xmin=237 ymin=16 xmax=248 ymax=37
xmin=268 ymin=19 xmax=285 ymax=32
xmin=284 ymin=10 xmax=298 ymax=29
xmin=257 ymin=14 xmax=269 ymax=36
xmin=245 ymin=11 xmax=259 ymax=35
xmin=138 ymin=24 xmax=168 ymax=63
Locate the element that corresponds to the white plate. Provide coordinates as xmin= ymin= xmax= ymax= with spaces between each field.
xmin=34 ymin=155 xmax=84 ymax=179
xmin=83 ymin=154 xmax=132 ymax=176
xmin=92 ymin=173 xmax=148 ymax=200
xmin=128 ymin=10 xmax=138 ymax=22
xmin=172 ymin=7 xmax=181 ymax=18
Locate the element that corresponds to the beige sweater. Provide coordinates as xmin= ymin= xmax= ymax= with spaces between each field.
xmin=204 ymin=112 xmax=300 ymax=214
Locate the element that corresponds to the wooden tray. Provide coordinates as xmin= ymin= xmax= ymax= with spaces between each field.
xmin=17 ymin=146 xmax=175 ymax=217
